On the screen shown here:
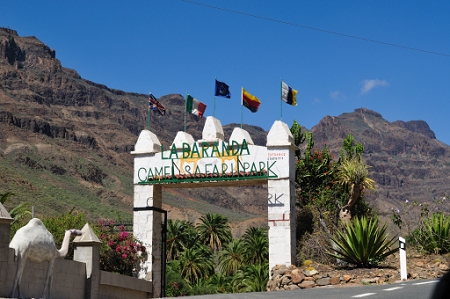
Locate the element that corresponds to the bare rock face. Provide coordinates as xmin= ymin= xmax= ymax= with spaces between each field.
xmin=392 ymin=120 xmax=436 ymax=139
xmin=1 ymin=27 xmax=450 ymax=225
xmin=0 ymin=27 xmax=268 ymax=223
xmin=311 ymin=107 xmax=450 ymax=215
xmin=0 ymin=29 xmax=25 ymax=65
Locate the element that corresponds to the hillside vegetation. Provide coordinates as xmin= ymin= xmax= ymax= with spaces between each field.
xmin=1 ymin=27 xmax=450 ymax=233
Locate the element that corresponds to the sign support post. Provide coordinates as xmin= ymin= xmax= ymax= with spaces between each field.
xmin=399 ymin=236 xmax=407 ymax=281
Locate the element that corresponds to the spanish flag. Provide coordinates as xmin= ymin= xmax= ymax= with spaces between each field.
xmin=242 ymin=88 xmax=261 ymax=113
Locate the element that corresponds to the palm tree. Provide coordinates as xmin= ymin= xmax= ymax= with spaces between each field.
xmin=166 ymin=219 xmax=197 ymax=261
xmin=218 ymin=239 xmax=245 ymax=276
xmin=0 ymin=192 xmax=31 ymax=225
xmin=196 ymin=213 xmax=232 ymax=252
xmin=240 ymin=227 xmax=268 ymax=264
xmin=337 ymin=157 xmax=375 ymax=220
xmin=231 ymin=263 xmax=269 ymax=293
xmin=178 ymin=245 xmax=214 ymax=284
xmin=0 ymin=192 xmax=14 ymax=204
xmin=207 ymin=273 xmax=232 ymax=293
xmin=189 ymin=277 xmax=217 ymax=295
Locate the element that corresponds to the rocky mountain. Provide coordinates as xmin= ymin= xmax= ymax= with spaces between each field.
xmin=311 ymin=108 xmax=450 ymax=214
xmin=0 ymin=28 xmax=268 ymax=232
xmin=1 ymin=28 xmax=448 ymax=232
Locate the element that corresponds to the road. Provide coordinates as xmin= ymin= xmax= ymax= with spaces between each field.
xmin=172 ymin=279 xmax=439 ymax=299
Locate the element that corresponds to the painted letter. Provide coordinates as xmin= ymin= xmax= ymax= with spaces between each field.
xmin=231 ymin=140 xmax=240 ymax=156
xmin=190 ymin=143 xmax=200 ymax=158
xmin=240 ymin=139 xmax=250 ymax=155
xmin=182 ymin=143 xmax=191 ymax=158
xmin=211 ymin=142 xmax=220 ymax=157
xmin=138 ymin=168 xmax=147 ymax=182
xmin=201 ymin=142 xmax=210 ymax=158
xmin=267 ymin=161 xmax=277 ymax=177
xmin=222 ymin=141 xmax=230 ymax=157
xmin=169 ymin=144 xmax=178 ymax=159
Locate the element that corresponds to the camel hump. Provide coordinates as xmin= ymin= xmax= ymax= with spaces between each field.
xmin=10 ymin=218 xmax=54 ymax=246
xmin=29 ymin=218 xmax=45 ymax=226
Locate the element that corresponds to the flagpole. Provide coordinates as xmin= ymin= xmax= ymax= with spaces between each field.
xmin=280 ymin=79 xmax=283 ymax=121
xmin=184 ymin=93 xmax=187 ymax=132
xmin=147 ymin=92 xmax=151 ymax=130
xmin=240 ymin=87 xmax=243 ymax=129
xmin=214 ymin=78 xmax=216 ymax=117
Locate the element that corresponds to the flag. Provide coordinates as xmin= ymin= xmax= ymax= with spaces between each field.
xmin=215 ymin=80 xmax=231 ymax=98
xmin=148 ymin=93 xmax=166 ymax=115
xmin=281 ymin=81 xmax=297 ymax=106
xmin=242 ymin=88 xmax=261 ymax=113
xmin=186 ymin=94 xmax=207 ymax=118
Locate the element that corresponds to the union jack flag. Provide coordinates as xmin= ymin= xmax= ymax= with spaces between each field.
xmin=148 ymin=93 xmax=166 ymax=116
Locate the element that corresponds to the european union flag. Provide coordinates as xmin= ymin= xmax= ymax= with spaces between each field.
xmin=215 ymin=80 xmax=231 ymax=98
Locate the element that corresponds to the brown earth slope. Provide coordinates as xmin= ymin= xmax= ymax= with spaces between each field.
xmin=0 ymin=27 xmax=267 ymax=231
xmin=1 ymin=28 xmax=449 ymax=234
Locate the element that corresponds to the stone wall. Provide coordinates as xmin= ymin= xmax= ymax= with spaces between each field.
xmin=2 ymin=249 xmax=86 ymax=299
xmin=267 ymin=263 xmax=396 ymax=291
xmin=267 ymin=258 xmax=450 ymax=292
xmin=0 ymin=211 xmax=153 ymax=299
xmin=98 ymin=271 xmax=153 ymax=299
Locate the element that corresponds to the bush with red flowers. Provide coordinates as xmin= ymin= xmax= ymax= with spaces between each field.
xmin=97 ymin=220 xmax=147 ymax=276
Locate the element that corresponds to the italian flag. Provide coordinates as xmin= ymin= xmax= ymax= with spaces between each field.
xmin=186 ymin=94 xmax=207 ymax=118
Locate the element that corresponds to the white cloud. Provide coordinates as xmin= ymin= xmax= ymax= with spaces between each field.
xmin=360 ymin=79 xmax=389 ymax=94
xmin=330 ymin=90 xmax=347 ymax=100
xmin=312 ymin=97 xmax=321 ymax=104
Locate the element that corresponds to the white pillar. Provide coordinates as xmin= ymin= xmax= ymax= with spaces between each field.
xmin=73 ymin=223 xmax=101 ymax=299
xmin=131 ymin=130 xmax=163 ymax=297
xmin=266 ymin=121 xmax=297 ymax=272
xmin=134 ymin=185 xmax=162 ymax=296
xmin=399 ymin=236 xmax=407 ymax=281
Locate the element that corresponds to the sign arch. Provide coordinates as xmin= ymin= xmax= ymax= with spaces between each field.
xmin=131 ymin=117 xmax=296 ymax=297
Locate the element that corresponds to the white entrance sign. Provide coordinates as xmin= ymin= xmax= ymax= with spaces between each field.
xmin=131 ymin=117 xmax=296 ymax=296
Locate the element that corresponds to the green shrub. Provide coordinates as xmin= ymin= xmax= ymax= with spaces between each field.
xmin=231 ymin=263 xmax=269 ymax=293
xmin=414 ymin=213 xmax=450 ymax=254
xmin=165 ymin=260 xmax=191 ymax=297
xmin=328 ymin=217 xmax=397 ymax=267
xmin=41 ymin=211 xmax=87 ymax=260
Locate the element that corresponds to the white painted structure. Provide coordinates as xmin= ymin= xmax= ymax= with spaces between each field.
xmin=132 ymin=117 xmax=296 ymax=296
xmin=0 ymin=205 xmax=153 ymax=299
xmin=399 ymin=236 xmax=407 ymax=281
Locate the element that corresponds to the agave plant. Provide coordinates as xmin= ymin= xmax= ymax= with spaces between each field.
xmin=328 ymin=217 xmax=397 ymax=267
xmin=419 ymin=213 xmax=450 ymax=254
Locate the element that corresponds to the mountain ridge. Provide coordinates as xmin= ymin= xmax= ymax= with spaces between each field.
xmin=1 ymin=27 xmax=449 ymax=232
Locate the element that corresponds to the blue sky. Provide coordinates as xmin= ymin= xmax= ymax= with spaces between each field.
xmin=3 ymin=1 xmax=450 ymax=144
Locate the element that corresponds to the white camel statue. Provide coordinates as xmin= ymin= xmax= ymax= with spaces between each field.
xmin=9 ymin=218 xmax=82 ymax=299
